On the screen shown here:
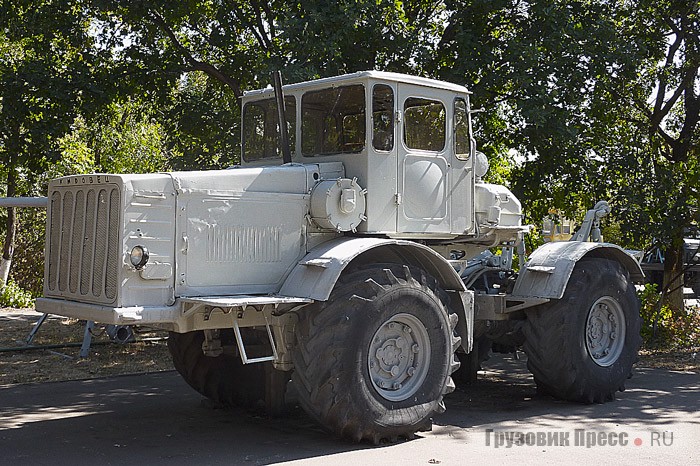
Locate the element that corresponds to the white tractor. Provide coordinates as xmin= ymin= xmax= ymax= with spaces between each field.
xmin=37 ymin=71 xmax=643 ymax=442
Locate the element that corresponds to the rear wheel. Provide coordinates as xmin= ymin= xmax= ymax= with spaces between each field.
xmin=168 ymin=330 xmax=266 ymax=407
xmin=291 ymin=264 xmax=460 ymax=443
xmin=523 ymin=258 xmax=641 ymax=403
xmin=452 ymin=335 xmax=491 ymax=385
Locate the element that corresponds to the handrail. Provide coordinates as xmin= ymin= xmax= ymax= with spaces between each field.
xmin=0 ymin=197 xmax=48 ymax=208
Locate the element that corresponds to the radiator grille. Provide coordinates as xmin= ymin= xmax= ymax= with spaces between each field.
xmin=46 ymin=185 xmax=121 ymax=304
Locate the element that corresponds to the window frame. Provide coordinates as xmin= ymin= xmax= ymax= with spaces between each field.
xmin=454 ymin=97 xmax=471 ymax=161
xmin=371 ymin=83 xmax=395 ymax=152
xmin=241 ymin=95 xmax=297 ymax=163
xmin=300 ymin=84 xmax=366 ymax=157
xmin=402 ymin=96 xmax=446 ymax=153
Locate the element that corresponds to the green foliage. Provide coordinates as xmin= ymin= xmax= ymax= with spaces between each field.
xmin=637 ymin=284 xmax=700 ymax=348
xmin=164 ymin=72 xmax=241 ymax=170
xmin=0 ymin=279 xmax=34 ymax=308
xmin=59 ymin=100 xmax=169 ymax=174
xmin=523 ymin=225 xmax=545 ymax=258
xmin=9 ymin=208 xmax=45 ymax=297
xmin=0 ymin=0 xmax=112 ymax=175
xmin=599 ymin=219 xmax=626 ymax=249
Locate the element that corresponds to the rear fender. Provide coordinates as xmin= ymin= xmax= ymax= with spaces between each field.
xmin=512 ymin=241 xmax=644 ymax=300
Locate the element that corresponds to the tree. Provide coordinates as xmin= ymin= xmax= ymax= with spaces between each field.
xmin=435 ymin=1 xmax=630 ymax=215
xmin=95 ymin=0 xmax=443 ymax=91
xmin=0 ymin=0 xmax=112 ymax=289
xmin=162 ymin=72 xmax=241 ymax=170
xmin=435 ymin=0 xmax=699 ymax=310
xmin=611 ymin=0 xmax=699 ymax=310
xmin=59 ymin=99 xmax=169 ymax=175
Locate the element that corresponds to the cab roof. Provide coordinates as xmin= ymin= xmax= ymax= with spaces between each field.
xmin=242 ymin=71 xmax=471 ymax=99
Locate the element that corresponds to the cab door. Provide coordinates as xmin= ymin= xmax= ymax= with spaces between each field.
xmin=396 ymin=85 xmax=452 ymax=234
xmin=450 ymin=97 xmax=475 ymax=235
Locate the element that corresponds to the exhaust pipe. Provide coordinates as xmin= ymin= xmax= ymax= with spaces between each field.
xmin=271 ymin=70 xmax=292 ymax=164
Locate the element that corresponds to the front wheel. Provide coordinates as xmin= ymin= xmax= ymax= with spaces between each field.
xmin=523 ymin=258 xmax=642 ymax=403
xmin=291 ymin=264 xmax=460 ymax=443
xmin=168 ymin=330 xmax=266 ymax=407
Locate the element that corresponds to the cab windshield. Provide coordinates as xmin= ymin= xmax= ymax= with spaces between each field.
xmin=242 ymin=96 xmax=296 ymax=162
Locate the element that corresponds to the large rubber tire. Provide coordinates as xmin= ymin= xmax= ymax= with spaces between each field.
xmin=168 ymin=330 xmax=265 ymax=407
xmin=452 ymin=335 xmax=492 ymax=385
xmin=523 ymin=258 xmax=642 ymax=403
xmin=291 ymin=264 xmax=460 ymax=443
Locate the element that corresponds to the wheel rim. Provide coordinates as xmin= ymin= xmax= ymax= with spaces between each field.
xmin=368 ymin=313 xmax=431 ymax=402
xmin=585 ymin=296 xmax=626 ymax=367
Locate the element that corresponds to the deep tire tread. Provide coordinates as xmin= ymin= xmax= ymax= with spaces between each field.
xmin=523 ymin=258 xmax=642 ymax=404
xmin=291 ymin=263 xmax=460 ymax=443
xmin=168 ymin=330 xmax=265 ymax=407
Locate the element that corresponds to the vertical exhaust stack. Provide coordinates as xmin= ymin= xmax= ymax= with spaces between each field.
xmin=271 ymin=71 xmax=292 ymax=164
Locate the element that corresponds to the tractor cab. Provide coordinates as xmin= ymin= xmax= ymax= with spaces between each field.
xmin=240 ymin=71 xmax=522 ymax=243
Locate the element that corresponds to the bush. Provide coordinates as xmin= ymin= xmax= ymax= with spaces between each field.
xmin=0 ymin=279 xmax=34 ymax=308
xmin=637 ymin=283 xmax=700 ymax=348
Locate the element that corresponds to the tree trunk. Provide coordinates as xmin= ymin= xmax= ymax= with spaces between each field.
xmin=661 ymin=240 xmax=685 ymax=313
xmin=0 ymin=167 xmax=17 ymax=290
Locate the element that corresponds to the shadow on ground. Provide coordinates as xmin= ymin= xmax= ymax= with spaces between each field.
xmin=0 ymin=354 xmax=697 ymax=465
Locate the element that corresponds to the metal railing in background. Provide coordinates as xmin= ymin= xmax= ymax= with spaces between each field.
xmin=0 ymin=197 xmax=48 ymax=208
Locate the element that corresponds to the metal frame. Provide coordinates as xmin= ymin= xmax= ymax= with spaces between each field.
xmin=232 ymin=316 xmax=278 ymax=364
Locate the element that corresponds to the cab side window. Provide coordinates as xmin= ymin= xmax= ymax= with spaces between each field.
xmin=301 ymin=85 xmax=366 ymax=156
xmin=372 ymin=84 xmax=394 ymax=151
xmin=454 ymin=99 xmax=470 ymax=160
xmin=403 ymin=97 xmax=445 ymax=152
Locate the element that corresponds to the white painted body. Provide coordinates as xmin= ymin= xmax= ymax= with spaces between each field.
xmin=37 ymin=71 xmax=527 ymax=338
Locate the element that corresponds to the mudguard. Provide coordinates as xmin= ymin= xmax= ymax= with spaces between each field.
xmin=279 ymin=236 xmax=473 ymax=352
xmin=512 ymin=241 xmax=644 ymax=300
xmin=280 ymin=237 xmax=466 ymax=300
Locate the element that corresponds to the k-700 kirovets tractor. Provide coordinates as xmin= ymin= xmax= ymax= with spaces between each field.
xmin=38 ymin=71 xmax=643 ymax=443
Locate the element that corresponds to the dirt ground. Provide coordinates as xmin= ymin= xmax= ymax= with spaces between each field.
xmin=0 ymin=308 xmax=173 ymax=385
xmin=0 ymin=307 xmax=697 ymax=386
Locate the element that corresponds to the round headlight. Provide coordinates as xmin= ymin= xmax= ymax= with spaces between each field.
xmin=130 ymin=246 xmax=149 ymax=269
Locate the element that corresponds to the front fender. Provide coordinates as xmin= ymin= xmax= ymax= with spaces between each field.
xmin=512 ymin=241 xmax=644 ymax=300
xmin=279 ymin=237 xmax=466 ymax=301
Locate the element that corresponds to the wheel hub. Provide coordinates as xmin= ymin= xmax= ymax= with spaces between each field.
xmin=585 ymin=297 xmax=626 ymax=367
xmin=368 ymin=313 xmax=431 ymax=401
